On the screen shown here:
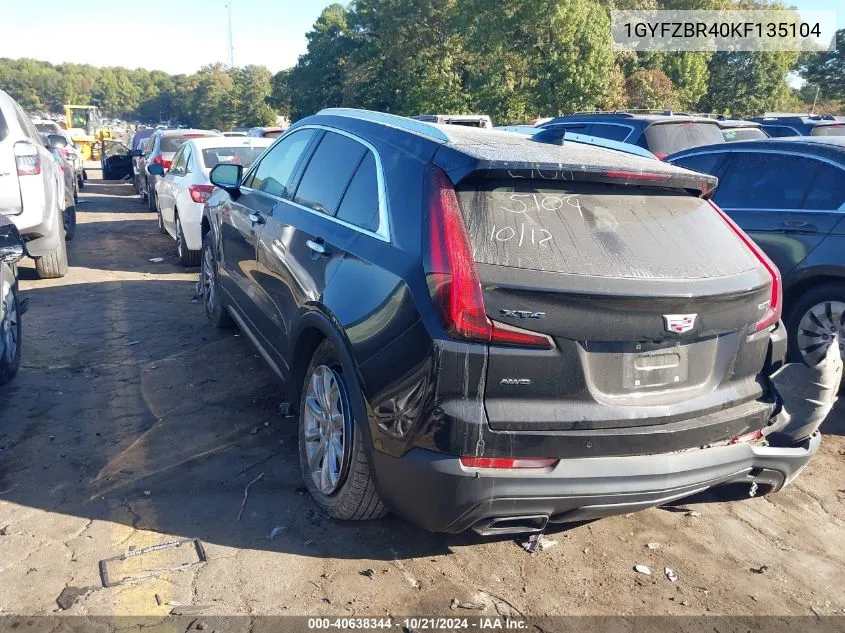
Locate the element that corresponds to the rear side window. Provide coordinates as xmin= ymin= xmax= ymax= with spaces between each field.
xmin=723 ymin=128 xmax=768 ymax=141
xmin=804 ymin=164 xmax=845 ymax=210
xmin=810 ymin=125 xmax=845 ymax=137
xmin=587 ymin=123 xmax=632 ymax=142
xmin=336 ymin=152 xmax=379 ymax=231
xmin=294 ymin=132 xmax=367 ymax=215
xmin=714 ymin=153 xmax=814 ymax=210
xmin=245 ymin=129 xmax=316 ymax=197
xmin=455 ymin=180 xmax=756 ymax=279
xmin=644 ymin=122 xmax=724 ymax=156
xmin=670 ymin=152 xmax=726 ymax=176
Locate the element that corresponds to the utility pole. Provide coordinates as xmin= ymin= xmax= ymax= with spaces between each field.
xmin=811 ymin=85 xmax=820 ymax=115
xmin=225 ymin=0 xmax=235 ymax=68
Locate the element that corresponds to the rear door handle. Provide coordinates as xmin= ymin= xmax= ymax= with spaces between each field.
xmin=306 ymin=239 xmax=328 ymax=256
xmin=248 ymin=213 xmax=265 ymax=225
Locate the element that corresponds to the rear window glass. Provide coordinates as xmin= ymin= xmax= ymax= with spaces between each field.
xmin=810 ymin=125 xmax=845 ymax=137
xmin=644 ymin=122 xmax=724 ymax=155
xmin=35 ymin=122 xmax=61 ymax=135
xmin=201 ymin=146 xmax=266 ymax=170
xmin=161 ymin=136 xmax=197 ymax=152
xmin=456 ymin=180 xmax=756 ymax=279
xmin=723 ymin=127 xmax=768 ymax=141
xmin=263 ymin=130 xmax=283 ymax=138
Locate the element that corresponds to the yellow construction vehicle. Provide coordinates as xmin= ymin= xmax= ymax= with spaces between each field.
xmin=63 ymin=105 xmax=112 ymax=161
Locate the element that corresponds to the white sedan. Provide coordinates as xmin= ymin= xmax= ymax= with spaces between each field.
xmin=152 ymin=136 xmax=273 ymax=265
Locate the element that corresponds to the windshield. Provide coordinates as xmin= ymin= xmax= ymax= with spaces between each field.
xmin=201 ymin=146 xmax=266 ymax=170
xmin=644 ymin=122 xmax=724 ymax=156
xmin=811 ymin=125 xmax=845 ymax=137
xmin=723 ymin=127 xmax=768 ymax=142
xmin=35 ymin=122 xmax=62 ymax=135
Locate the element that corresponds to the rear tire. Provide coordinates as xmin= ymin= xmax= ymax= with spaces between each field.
xmin=200 ymin=231 xmax=233 ymax=329
xmin=786 ymin=282 xmax=845 ymax=368
xmin=0 ymin=280 xmax=21 ymax=386
xmin=63 ymin=205 xmax=77 ymax=241
xmin=298 ymin=340 xmax=388 ymax=521
xmin=148 ymin=186 xmax=157 ymax=212
xmin=176 ymin=215 xmax=200 ymax=266
xmin=35 ymin=231 xmax=69 ymax=279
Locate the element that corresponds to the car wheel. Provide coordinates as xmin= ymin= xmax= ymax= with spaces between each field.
xmin=63 ymin=204 xmax=77 ymax=241
xmin=148 ymin=186 xmax=157 ymax=213
xmin=200 ymin=231 xmax=233 ymax=329
xmin=78 ymin=174 xmax=85 ymax=190
xmin=34 ymin=228 xmax=69 ymax=279
xmin=298 ymin=340 xmax=388 ymax=521
xmin=0 ymin=279 xmax=22 ymax=386
xmin=786 ymin=282 xmax=845 ymax=367
xmin=176 ymin=215 xmax=200 ymax=266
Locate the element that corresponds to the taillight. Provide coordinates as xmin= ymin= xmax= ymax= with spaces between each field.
xmin=189 ymin=184 xmax=215 ymax=203
xmin=460 ymin=457 xmax=559 ymax=469
xmin=709 ymin=200 xmax=781 ymax=332
xmin=152 ymin=155 xmax=172 ymax=170
xmin=14 ymin=144 xmax=41 ymax=176
xmin=729 ymin=429 xmax=764 ymax=445
xmin=424 ymin=167 xmax=554 ymax=350
xmin=654 ymin=152 xmax=668 ymax=160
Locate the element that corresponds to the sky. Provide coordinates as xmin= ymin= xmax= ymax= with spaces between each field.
xmin=0 ymin=0 xmax=841 ymax=75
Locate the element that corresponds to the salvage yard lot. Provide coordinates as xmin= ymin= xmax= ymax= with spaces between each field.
xmin=0 ymin=176 xmax=844 ymax=618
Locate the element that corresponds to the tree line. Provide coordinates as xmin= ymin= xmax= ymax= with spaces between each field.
xmin=1 ymin=0 xmax=842 ymax=129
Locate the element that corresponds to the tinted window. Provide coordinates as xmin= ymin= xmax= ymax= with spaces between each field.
xmin=804 ymin=164 xmax=845 ymax=210
xmin=810 ymin=125 xmax=845 ymax=137
xmin=294 ymin=132 xmax=367 ymax=215
xmin=104 ymin=141 xmax=129 ymax=157
xmin=714 ymin=153 xmax=814 ymax=210
xmin=764 ymin=125 xmax=799 ymax=138
xmin=247 ymin=129 xmax=316 ymax=197
xmin=456 ymin=180 xmax=755 ymax=279
xmin=588 ymin=123 xmax=632 ymax=142
xmin=162 ymin=136 xmax=192 ymax=153
xmin=336 ymin=152 xmax=379 ymax=231
xmin=169 ymin=146 xmax=187 ymax=175
xmin=670 ymin=152 xmax=725 ymax=176
xmin=643 ymin=122 xmax=724 ymax=156
xmin=722 ymin=127 xmax=768 ymax=142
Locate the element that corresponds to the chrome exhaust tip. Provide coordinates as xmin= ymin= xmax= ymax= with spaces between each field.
xmin=472 ymin=514 xmax=549 ymax=536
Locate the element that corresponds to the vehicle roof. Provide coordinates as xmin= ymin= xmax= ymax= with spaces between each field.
xmin=545 ymin=112 xmax=722 ymax=125
xmin=250 ymin=126 xmax=284 ymax=131
xmin=156 ymin=128 xmax=221 ymax=137
xmin=666 ymin=137 xmax=845 ymax=162
xmin=186 ymin=136 xmax=274 ymax=149
xmin=752 ymin=115 xmax=840 ymax=126
xmin=494 ymin=124 xmax=657 ymax=160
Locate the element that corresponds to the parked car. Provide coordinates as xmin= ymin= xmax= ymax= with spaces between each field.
xmin=44 ymin=135 xmax=78 ymax=240
xmin=136 ymin=129 xmax=221 ymax=211
xmin=0 ymin=89 xmax=68 ymax=278
xmin=132 ymin=137 xmax=152 ymax=194
xmin=751 ymin=115 xmax=845 ymax=138
xmin=196 ymin=107 xmax=821 ymax=535
xmin=246 ymin=127 xmax=286 ymax=138
xmin=0 ymin=216 xmax=27 ymax=385
xmin=539 ymin=111 xmax=725 ymax=159
xmin=33 ymin=118 xmax=84 ymax=189
xmin=494 ymin=125 xmax=658 ymax=159
xmin=130 ymin=126 xmax=155 ymax=152
xmin=101 ymin=139 xmax=133 ymax=180
xmin=410 ymin=114 xmax=493 ymax=128
xmin=718 ymin=119 xmax=769 ymax=142
xmin=149 ymin=136 xmax=273 ymax=266
xmin=667 ymin=137 xmax=845 ymax=367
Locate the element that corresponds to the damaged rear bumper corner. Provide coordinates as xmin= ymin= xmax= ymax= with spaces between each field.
xmin=369 ymin=433 xmax=821 ymax=534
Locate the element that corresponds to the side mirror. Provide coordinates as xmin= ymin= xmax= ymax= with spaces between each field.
xmin=210 ymin=163 xmax=243 ymax=193
xmin=0 ymin=219 xmax=26 ymax=264
xmin=130 ymin=149 xmax=142 ymax=157
xmin=46 ymin=134 xmax=69 ymax=150
xmin=147 ymin=163 xmax=165 ymax=176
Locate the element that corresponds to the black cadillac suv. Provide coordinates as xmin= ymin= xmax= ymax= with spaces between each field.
xmin=199 ymin=108 xmax=817 ymax=534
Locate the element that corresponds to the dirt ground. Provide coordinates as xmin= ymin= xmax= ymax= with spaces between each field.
xmin=0 ymin=174 xmax=844 ymax=624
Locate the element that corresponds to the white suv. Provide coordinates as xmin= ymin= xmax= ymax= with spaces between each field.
xmin=0 ymin=89 xmax=68 ymax=278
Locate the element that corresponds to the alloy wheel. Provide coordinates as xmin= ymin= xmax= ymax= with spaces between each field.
xmin=796 ymin=300 xmax=845 ymax=365
xmin=303 ymin=365 xmax=349 ymax=495
xmin=201 ymin=242 xmax=218 ymax=314
xmin=1 ymin=284 xmax=18 ymax=365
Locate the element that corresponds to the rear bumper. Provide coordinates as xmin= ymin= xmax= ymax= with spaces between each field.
xmin=370 ymin=433 xmax=820 ymax=533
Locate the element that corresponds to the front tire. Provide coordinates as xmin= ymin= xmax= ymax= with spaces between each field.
xmin=0 ymin=279 xmax=22 ymax=386
xmin=298 ymin=341 xmax=387 ymax=521
xmin=200 ymin=231 xmax=233 ymax=329
xmin=787 ymin=282 xmax=845 ymax=367
xmin=176 ymin=215 xmax=200 ymax=266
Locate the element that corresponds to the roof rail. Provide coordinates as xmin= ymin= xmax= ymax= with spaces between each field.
xmin=570 ymin=109 xmax=678 ymax=116
xmin=317 ymin=108 xmax=450 ymax=142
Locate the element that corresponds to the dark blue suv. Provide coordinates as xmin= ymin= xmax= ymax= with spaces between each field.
xmin=197 ymin=109 xmax=814 ymax=534
xmin=668 ymin=137 xmax=845 ymax=367
xmin=751 ymin=115 xmax=845 ymax=138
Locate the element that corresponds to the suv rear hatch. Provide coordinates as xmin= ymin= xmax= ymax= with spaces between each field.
xmin=645 ymin=120 xmax=724 ymax=158
xmin=426 ymin=138 xmax=778 ymax=454
xmin=0 ymin=110 xmax=23 ymax=216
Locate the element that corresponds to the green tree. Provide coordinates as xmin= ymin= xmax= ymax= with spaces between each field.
xmin=190 ymin=64 xmax=235 ymax=130
xmin=625 ymin=69 xmax=679 ymax=109
xmin=270 ymin=69 xmax=292 ymax=118
xmin=704 ymin=50 xmax=799 ymax=115
xmin=798 ymin=28 xmax=845 ymax=103
xmin=232 ymin=65 xmax=276 ymax=126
